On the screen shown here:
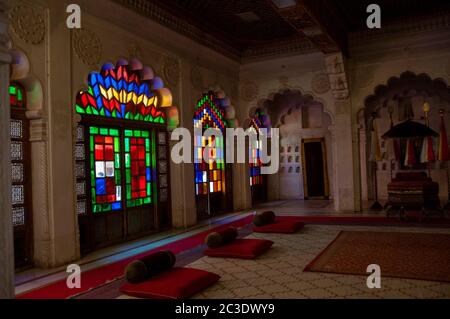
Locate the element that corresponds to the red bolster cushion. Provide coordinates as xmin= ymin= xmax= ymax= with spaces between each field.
xmin=253 ymin=219 xmax=305 ymax=234
xmin=204 ymin=238 xmax=273 ymax=259
xmin=120 ymin=267 xmax=220 ymax=299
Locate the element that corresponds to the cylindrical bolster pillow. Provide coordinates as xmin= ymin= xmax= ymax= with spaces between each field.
xmin=253 ymin=211 xmax=276 ymax=227
xmin=125 ymin=250 xmax=176 ymax=283
xmin=205 ymin=227 xmax=238 ymax=248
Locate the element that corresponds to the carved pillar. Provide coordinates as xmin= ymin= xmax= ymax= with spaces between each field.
xmin=29 ymin=118 xmax=51 ymax=267
xmin=325 ymin=53 xmax=357 ymax=212
xmin=232 ymin=141 xmax=252 ymax=211
xmin=0 ymin=0 xmax=14 ymax=299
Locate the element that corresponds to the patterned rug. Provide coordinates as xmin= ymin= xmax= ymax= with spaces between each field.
xmin=305 ymin=231 xmax=450 ymax=283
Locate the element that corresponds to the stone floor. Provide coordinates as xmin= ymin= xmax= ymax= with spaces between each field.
xmin=118 ymin=224 xmax=450 ymax=299
xmin=16 ymin=199 xmax=450 ymax=298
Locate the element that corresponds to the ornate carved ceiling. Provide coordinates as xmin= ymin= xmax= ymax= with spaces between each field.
xmin=115 ymin=0 xmax=450 ymax=62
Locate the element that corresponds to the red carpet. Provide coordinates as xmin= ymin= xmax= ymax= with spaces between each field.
xmin=277 ymin=215 xmax=450 ymax=227
xmin=17 ymin=215 xmax=253 ymax=299
xmin=305 ymin=231 xmax=450 ymax=282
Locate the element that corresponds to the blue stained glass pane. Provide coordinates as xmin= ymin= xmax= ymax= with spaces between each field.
xmin=146 ymin=168 xmax=151 ymax=181
xmin=111 ymin=78 xmax=118 ymax=90
xmin=93 ymin=84 xmax=100 ymax=97
xmin=97 ymin=74 xmax=104 ymax=87
xmin=96 ymin=96 xmax=103 ymax=108
xmin=128 ymin=82 xmax=133 ymax=92
xmin=139 ymin=84 xmax=145 ymax=95
xmin=105 ymin=76 xmax=111 ymax=88
xmin=105 ymin=109 xmax=111 ymax=117
xmin=112 ymin=202 xmax=121 ymax=210
xmin=96 ymin=179 xmax=106 ymax=195
xmin=89 ymin=73 xmax=97 ymax=85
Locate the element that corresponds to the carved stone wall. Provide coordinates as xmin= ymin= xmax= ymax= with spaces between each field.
xmin=0 ymin=0 xmax=15 ymax=299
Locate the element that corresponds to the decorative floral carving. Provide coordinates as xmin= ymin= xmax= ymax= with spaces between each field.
xmin=190 ymin=65 xmax=203 ymax=90
xmin=10 ymin=5 xmax=45 ymax=45
xmin=73 ymin=29 xmax=102 ymax=66
xmin=311 ymin=73 xmax=330 ymax=94
xmin=240 ymin=80 xmax=259 ymax=102
xmin=163 ymin=56 xmax=180 ymax=86
xmin=325 ymin=53 xmax=349 ymax=100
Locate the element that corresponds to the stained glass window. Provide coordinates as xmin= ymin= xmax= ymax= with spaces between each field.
xmin=89 ymin=126 xmax=122 ymax=212
xmin=249 ymin=110 xmax=267 ymax=186
xmin=75 ymin=65 xmax=166 ymax=124
xmin=10 ymin=84 xmax=25 ymax=108
xmin=193 ymin=92 xmax=227 ymax=196
xmin=124 ymin=129 xmax=153 ymax=207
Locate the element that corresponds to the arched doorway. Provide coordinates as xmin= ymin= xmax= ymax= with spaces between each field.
xmin=362 ymin=72 xmax=450 ymax=202
xmin=74 ymin=59 xmax=173 ymax=254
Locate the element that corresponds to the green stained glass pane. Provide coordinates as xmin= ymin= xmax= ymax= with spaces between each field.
xmin=93 ymin=204 xmax=101 ymax=213
xmin=142 ymin=131 xmax=149 ymax=138
xmin=144 ymin=197 xmax=151 ymax=204
xmin=147 ymin=182 xmax=151 ymax=195
xmin=114 ymin=138 xmax=120 ymax=152
xmin=124 ymin=138 xmax=130 ymax=152
xmin=17 ymin=89 xmax=22 ymax=101
xmin=9 ymin=86 xmax=16 ymax=95
xmin=145 ymin=139 xmax=150 ymax=152
xmin=91 ymin=188 xmax=96 ymax=201
xmin=92 ymin=107 xmax=99 ymax=115
xmin=115 ymin=172 xmax=121 ymax=185
xmin=134 ymin=130 xmax=141 ymax=137
xmin=126 ymin=169 xmax=131 ymax=184
xmin=127 ymin=200 xmax=135 ymax=207
xmin=125 ymin=154 xmax=130 ymax=168
xmin=86 ymin=107 xmax=92 ymax=115
xmin=110 ymin=128 xmax=119 ymax=137
xmin=146 ymin=153 xmax=150 ymax=167
xmin=103 ymin=204 xmax=111 ymax=211
xmin=90 ymin=136 xmax=94 ymax=152
xmin=114 ymin=153 xmax=120 ymax=168
xmin=90 ymin=127 xmax=98 ymax=135
xmin=125 ymin=130 xmax=133 ymax=137
xmin=126 ymin=187 xmax=131 ymax=200
xmin=100 ymin=108 xmax=105 ymax=116
xmin=100 ymin=128 xmax=108 ymax=135
xmin=76 ymin=105 xmax=85 ymax=114
xmin=136 ymin=198 xmax=143 ymax=206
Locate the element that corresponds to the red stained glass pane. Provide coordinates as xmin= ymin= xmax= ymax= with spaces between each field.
xmin=95 ymin=136 xmax=104 ymax=143
xmin=139 ymin=190 xmax=146 ymax=197
xmin=131 ymin=162 xmax=139 ymax=176
xmin=95 ymin=144 xmax=104 ymax=160
xmin=105 ymin=136 xmax=113 ymax=144
xmin=106 ymin=178 xmax=115 ymax=194
xmin=132 ymin=177 xmax=139 ymax=189
xmin=139 ymin=176 xmax=146 ymax=190
xmin=132 ymin=191 xmax=139 ymax=199
xmin=138 ymin=148 xmax=145 ymax=160
xmin=138 ymin=138 xmax=144 ymax=145
xmin=105 ymin=145 xmax=114 ymax=160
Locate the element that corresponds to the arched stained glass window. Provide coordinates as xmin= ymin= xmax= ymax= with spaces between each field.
xmin=249 ymin=109 xmax=267 ymax=186
xmin=193 ymin=92 xmax=227 ymax=196
xmin=75 ymin=60 xmax=172 ymax=253
xmin=75 ymin=64 xmax=166 ymax=124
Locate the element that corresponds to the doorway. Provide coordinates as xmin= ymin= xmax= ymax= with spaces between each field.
xmin=301 ymin=138 xmax=329 ymax=199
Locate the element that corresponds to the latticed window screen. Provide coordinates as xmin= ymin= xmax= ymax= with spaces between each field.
xmin=157 ymin=131 xmax=169 ymax=203
xmin=75 ymin=125 xmax=87 ymax=215
xmin=9 ymin=84 xmax=27 ymax=227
